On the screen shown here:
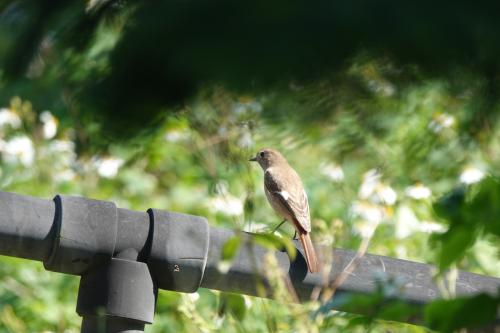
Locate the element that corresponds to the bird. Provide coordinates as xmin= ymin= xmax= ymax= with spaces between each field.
xmin=250 ymin=148 xmax=319 ymax=273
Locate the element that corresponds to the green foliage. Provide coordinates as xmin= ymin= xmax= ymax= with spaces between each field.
xmin=432 ymin=177 xmax=500 ymax=271
xmin=222 ymin=235 xmax=242 ymax=262
xmin=251 ymin=233 xmax=297 ymax=260
xmin=317 ymin=274 xmax=422 ymax=326
xmin=0 ymin=2 xmax=499 ymax=331
xmin=2 ymin=1 xmax=500 ymax=140
xmin=218 ymin=293 xmax=247 ymax=321
xmin=424 ymin=293 xmax=500 ymax=333
xmin=0 ymin=71 xmax=499 ymax=332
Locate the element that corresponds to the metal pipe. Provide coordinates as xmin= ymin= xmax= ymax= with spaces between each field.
xmin=0 ymin=191 xmax=55 ymax=261
xmin=0 ymin=191 xmax=497 ymax=329
xmin=81 ymin=316 xmax=145 ymax=333
xmin=200 ymin=227 xmax=500 ymax=306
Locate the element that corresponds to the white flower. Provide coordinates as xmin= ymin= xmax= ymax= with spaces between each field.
xmin=438 ymin=114 xmax=455 ymax=128
xmin=49 ymin=139 xmax=75 ymax=153
xmin=351 ymin=202 xmax=384 ymax=224
xmin=377 ymin=184 xmax=397 ymax=205
xmin=40 ymin=111 xmax=57 ymax=139
xmin=396 ymin=205 xmax=446 ymax=239
xmin=359 ymin=169 xmax=381 ymax=199
xmin=210 ymin=195 xmax=243 ymax=216
xmin=321 ymin=163 xmax=344 ymax=182
xmin=208 ymin=183 xmax=244 ymax=216
xmin=419 ymin=221 xmax=445 ymax=234
xmin=0 ymin=108 xmax=21 ymax=128
xmin=56 ymin=169 xmax=76 ymax=182
xmin=395 ymin=206 xmax=420 ymax=239
xmin=1 ymin=136 xmax=35 ymax=166
xmin=358 ymin=169 xmax=396 ymax=205
xmin=428 ymin=113 xmax=456 ymax=133
xmin=94 ymin=157 xmax=124 ymax=178
xmin=217 ymin=260 xmax=232 ymax=274
xmin=186 ymin=292 xmax=200 ymax=302
xmin=405 ymin=184 xmax=432 ymax=199
xmin=353 ymin=219 xmax=379 ymax=238
xmin=459 ymin=166 xmax=485 ymax=184
xmin=243 ymin=295 xmax=252 ymax=307
xmin=46 ymin=140 xmax=76 ymax=169
xmin=164 ymin=129 xmax=189 ymax=142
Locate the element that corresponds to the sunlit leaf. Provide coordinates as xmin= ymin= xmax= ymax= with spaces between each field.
xmin=221 ymin=235 xmax=241 ymax=261
xmin=346 ymin=316 xmax=373 ymax=329
xmin=251 ymin=233 xmax=297 ymax=260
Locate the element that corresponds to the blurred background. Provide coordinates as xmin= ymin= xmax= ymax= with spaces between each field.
xmin=0 ymin=0 xmax=499 ymax=332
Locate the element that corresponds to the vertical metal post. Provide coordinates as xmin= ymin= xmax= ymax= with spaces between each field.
xmin=81 ymin=316 xmax=145 ymax=333
xmin=77 ymin=258 xmax=157 ymax=333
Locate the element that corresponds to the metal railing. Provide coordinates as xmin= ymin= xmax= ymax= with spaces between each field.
xmin=0 ymin=191 xmax=498 ymax=332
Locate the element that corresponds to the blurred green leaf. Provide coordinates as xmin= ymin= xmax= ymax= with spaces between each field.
xmin=434 ymin=226 xmax=476 ymax=270
xmin=218 ymin=292 xmax=247 ymax=321
xmin=317 ymin=274 xmax=420 ymax=323
xmin=424 ymin=293 xmax=500 ymax=333
xmin=377 ymin=301 xmax=422 ymax=323
xmin=432 ymin=177 xmax=500 ymax=271
xmin=469 ymin=177 xmax=500 ymax=237
xmin=222 ymin=235 xmax=241 ymax=261
xmin=346 ymin=316 xmax=373 ymax=329
xmin=433 ymin=186 xmax=466 ymax=222
xmin=251 ymin=233 xmax=297 ymax=260
xmin=1 ymin=4 xmax=500 ymax=329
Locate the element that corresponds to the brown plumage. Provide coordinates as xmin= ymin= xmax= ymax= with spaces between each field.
xmin=250 ymin=148 xmax=319 ymax=273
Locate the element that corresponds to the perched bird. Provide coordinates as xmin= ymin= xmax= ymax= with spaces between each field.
xmin=250 ymin=148 xmax=319 ymax=273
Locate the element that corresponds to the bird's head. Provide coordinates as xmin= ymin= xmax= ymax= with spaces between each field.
xmin=249 ymin=148 xmax=287 ymax=170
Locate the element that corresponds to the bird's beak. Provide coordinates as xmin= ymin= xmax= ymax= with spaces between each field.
xmin=249 ymin=156 xmax=257 ymax=162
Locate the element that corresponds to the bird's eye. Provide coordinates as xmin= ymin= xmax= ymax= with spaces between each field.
xmin=259 ymin=151 xmax=265 ymax=158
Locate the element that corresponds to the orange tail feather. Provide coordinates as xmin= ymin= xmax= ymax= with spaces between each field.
xmin=299 ymin=232 xmax=319 ymax=273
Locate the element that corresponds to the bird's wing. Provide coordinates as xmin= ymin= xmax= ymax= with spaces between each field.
xmin=264 ymin=169 xmax=311 ymax=232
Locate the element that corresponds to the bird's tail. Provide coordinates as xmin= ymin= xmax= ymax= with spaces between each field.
xmin=299 ymin=232 xmax=320 ymax=273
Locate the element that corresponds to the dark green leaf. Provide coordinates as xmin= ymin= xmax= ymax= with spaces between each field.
xmin=432 ymin=177 xmax=500 ymax=271
xmin=377 ymin=301 xmax=421 ymax=323
xmin=433 ymin=186 xmax=466 ymax=222
xmin=346 ymin=316 xmax=373 ymax=328
xmin=469 ymin=177 xmax=500 ymax=237
xmin=436 ymin=226 xmax=476 ymax=270
xmin=218 ymin=292 xmax=247 ymax=321
xmin=424 ymin=293 xmax=500 ymax=333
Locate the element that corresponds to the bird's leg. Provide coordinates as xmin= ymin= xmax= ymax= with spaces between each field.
xmin=292 ymin=230 xmax=298 ymax=240
xmin=271 ymin=219 xmax=287 ymax=234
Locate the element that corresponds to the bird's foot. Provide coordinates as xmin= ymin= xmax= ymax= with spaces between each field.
xmin=271 ymin=219 xmax=287 ymax=234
